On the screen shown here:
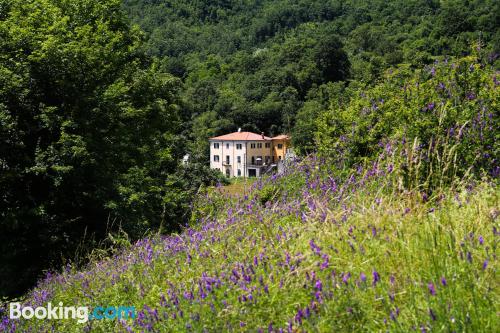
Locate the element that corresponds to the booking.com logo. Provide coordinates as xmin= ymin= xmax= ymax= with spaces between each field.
xmin=9 ymin=302 xmax=136 ymax=324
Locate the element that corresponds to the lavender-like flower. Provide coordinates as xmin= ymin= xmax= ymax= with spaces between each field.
xmin=309 ymin=239 xmax=321 ymax=255
xmin=342 ymin=272 xmax=351 ymax=285
xmin=440 ymin=277 xmax=447 ymax=286
xmin=315 ymin=279 xmax=323 ymax=291
xmin=295 ymin=309 xmax=303 ymax=324
xmin=428 ymin=282 xmax=436 ymax=296
xmin=372 ymin=270 xmax=380 ymax=287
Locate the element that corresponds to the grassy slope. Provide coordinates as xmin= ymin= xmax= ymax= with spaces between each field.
xmin=3 ymin=158 xmax=498 ymax=332
xmin=218 ymin=178 xmax=258 ymax=197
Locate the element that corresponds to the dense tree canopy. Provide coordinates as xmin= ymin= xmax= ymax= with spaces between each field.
xmin=123 ymin=0 xmax=499 ymax=157
xmin=1 ymin=0 xmax=498 ymax=297
xmin=0 ymin=0 xmax=222 ymax=297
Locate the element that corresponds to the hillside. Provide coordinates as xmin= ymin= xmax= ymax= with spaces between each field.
xmin=2 ymin=20 xmax=499 ymax=329
xmin=1 ymin=1 xmax=499 ymax=331
xmin=123 ymin=0 xmax=500 ymax=156
xmin=2 ymin=155 xmax=498 ymax=332
xmin=1 ymin=0 xmax=499 ymax=299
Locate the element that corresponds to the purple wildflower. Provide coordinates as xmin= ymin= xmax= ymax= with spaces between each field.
xmin=295 ymin=309 xmax=303 ymax=324
xmin=441 ymin=277 xmax=447 ymax=286
xmin=320 ymin=254 xmax=330 ymax=270
xmin=466 ymin=92 xmax=476 ymax=100
xmin=309 ymin=239 xmax=321 ymax=255
xmin=428 ymin=282 xmax=436 ymax=296
xmin=482 ymin=259 xmax=489 ymax=270
xmin=305 ymin=307 xmax=311 ymax=318
xmin=372 ymin=270 xmax=380 ymax=286
xmin=315 ymin=279 xmax=323 ymax=291
xmin=314 ymin=291 xmax=322 ymax=302
xmin=429 ymin=308 xmax=436 ymax=321
xmin=342 ymin=272 xmax=351 ymax=284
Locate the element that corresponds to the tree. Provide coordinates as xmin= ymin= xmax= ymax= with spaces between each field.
xmin=0 ymin=0 xmax=182 ymax=297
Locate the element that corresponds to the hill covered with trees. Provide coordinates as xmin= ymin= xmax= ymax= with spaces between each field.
xmin=0 ymin=0 xmax=498 ymax=310
xmin=123 ymin=0 xmax=499 ymax=156
xmin=2 ymin=53 xmax=498 ymax=332
xmin=0 ymin=0 xmax=224 ymax=297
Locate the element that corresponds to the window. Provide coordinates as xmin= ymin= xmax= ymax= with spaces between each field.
xmin=226 ymin=143 xmax=230 ymax=149
xmin=237 ymin=156 xmax=241 ymax=164
xmin=251 ymin=156 xmax=255 ymax=165
xmin=237 ymin=169 xmax=241 ymax=176
xmin=265 ymin=142 xmax=271 ymax=148
xmin=226 ymin=169 xmax=230 ymax=177
xmin=213 ymin=155 xmax=219 ymax=162
xmin=226 ymin=156 xmax=230 ymax=164
xmin=236 ymin=143 xmax=242 ymax=150
xmin=257 ymin=143 xmax=262 ymax=148
xmin=250 ymin=143 xmax=256 ymax=149
xmin=213 ymin=143 xmax=220 ymax=149
xmin=278 ymin=144 xmax=283 ymax=149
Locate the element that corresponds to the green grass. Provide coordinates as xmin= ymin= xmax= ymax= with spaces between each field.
xmin=3 ymin=161 xmax=499 ymax=332
xmin=216 ymin=178 xmax=258 ymax=197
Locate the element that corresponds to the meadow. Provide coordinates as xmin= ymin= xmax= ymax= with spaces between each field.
xmin=1 ymin=6 xmax=498 ymax=328
xmin=2 ymin=149 xmax=498 ymax=332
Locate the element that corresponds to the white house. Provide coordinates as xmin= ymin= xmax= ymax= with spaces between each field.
xmin=209 ymin=129 xmax=291 ymax=178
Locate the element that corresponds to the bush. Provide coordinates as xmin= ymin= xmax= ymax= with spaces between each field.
xmin=316 ymin=54 xmax=499 ymax=191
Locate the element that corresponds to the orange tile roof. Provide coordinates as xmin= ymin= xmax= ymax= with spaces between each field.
xmin=209 ymin=131 xmax=272 ymax=141
xmin=272 ymin=134 xmax=290 ymax=140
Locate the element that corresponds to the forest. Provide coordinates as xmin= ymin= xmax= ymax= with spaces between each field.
xmin=0 ymin=0 xmax=498 ymax=302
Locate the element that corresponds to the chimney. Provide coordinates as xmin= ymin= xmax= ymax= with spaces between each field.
xmin=261 ymin=132 xmax=265 ymax=139
xmin=238 ymin=128 xmax=241 ymax=132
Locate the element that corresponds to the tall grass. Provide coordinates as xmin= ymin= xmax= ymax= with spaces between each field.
xmin=1 ymin=148 xmax=497 ymax=332
xmin=1 ymin=54 xmax=498 ymax=333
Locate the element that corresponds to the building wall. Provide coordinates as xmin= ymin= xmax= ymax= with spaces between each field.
xmin=272 ymin=138 xmax=290 ymax=162
xmin=209 ymin=140 xmax=250 ymax=177
xmin=245 ymin=141 xmax=273 ymax=167
xmin=209 ymin=140 xmax=223 ymax=173
xmin=210 ymin=139 xmax=275 ymax=178
xmin=232 ymin=141 xmax=247 ymax=177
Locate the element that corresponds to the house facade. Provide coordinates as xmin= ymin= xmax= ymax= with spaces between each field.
xmin=209 ymin=130 xmax=291 ymax=178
